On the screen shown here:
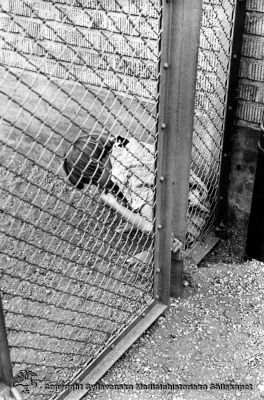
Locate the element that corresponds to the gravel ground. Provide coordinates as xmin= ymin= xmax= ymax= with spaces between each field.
xmin=80 ymin=231 xmax=264 ymax=400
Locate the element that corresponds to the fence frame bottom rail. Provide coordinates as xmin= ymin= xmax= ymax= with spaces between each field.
xmin=53 ymin=301 xmax=166 ymax=400
xmin=185 ymin=232 xmax=220 ymax=267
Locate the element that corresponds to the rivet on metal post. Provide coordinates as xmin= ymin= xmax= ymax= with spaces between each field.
xmin=157 ymin=224 xmax=162 ymax=229
xmin=163 ymin=63 xmax=169 ymax=69
xmin=161 ymin=123 xmax=166 ymax=129
xmin=160 ymin=176 xmax=165 ymax=182
xmin=156 ymin=268 xmax=160 ymax=273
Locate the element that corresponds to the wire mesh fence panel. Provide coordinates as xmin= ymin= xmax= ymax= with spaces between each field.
xmin=186 ymin=0 xmax=237 ymax=250
xmin=0 ymin=0 xmax=163 ymax=398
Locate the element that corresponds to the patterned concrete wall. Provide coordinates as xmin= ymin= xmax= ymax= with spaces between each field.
xmin=0 ymin=0 xmax=232 ymax=103
xmin=0 ymin=0 xmax=160 ymax=98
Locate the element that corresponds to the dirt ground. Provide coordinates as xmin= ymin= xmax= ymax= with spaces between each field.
xmin=78 ymin=229 xmax=264 ymax=400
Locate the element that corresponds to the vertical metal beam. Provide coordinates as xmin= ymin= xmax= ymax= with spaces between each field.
xmin=216 ymin=0 xmax=247 ymax=228
xmin=156 ymin=0 xmax=203 ymax=299
xmin=0 ymin=293 xmax=12 ymax=385
xmin=154 ymin=0 xmax=173 ymax=305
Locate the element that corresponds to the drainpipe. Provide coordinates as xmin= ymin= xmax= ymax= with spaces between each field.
xmin=245 ymin=124 xmax=264 ymax=261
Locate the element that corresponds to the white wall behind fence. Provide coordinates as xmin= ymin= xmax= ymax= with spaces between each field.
xmin=0 ymin=0 xmax=233 ymax=101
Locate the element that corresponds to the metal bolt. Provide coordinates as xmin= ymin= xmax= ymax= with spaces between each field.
xmin=142 ymin=312 xmax=146 ymax=318
xmin=228 ymin=106 xmax=232 ymax=111
xmin=163 ymin=63 xmax=169 ymax=69
xmin=111 ymin=344 xmax=115 ymax=349
xmin=157 ymin=224 xmax=162 ymax=229
xmin=161 ymin=123 xmax=166 ymax=129
xmin=155 ymin=295 xmax=159 ymax=300
xmin=160 ymin=176 xmax=165 ymax=182
xmin=233 ymin=54 xmax=238 ymax=60
xmin=156 ymin=268 xmax=160 ymax=273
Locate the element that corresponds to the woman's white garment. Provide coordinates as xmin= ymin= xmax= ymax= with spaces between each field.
xmin=110 ymin=138 xmax=210 ymax=243
xmin=111 ymin=138 xmax=155 ymax=212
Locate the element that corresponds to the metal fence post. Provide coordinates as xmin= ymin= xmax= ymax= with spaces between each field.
xmin=159 ymin=0 xmax=203 ymax=297
xmin=245 ymin=127 xmax=264 ymax=261
xmin=0 ymin=293 xmax=12 ymax=385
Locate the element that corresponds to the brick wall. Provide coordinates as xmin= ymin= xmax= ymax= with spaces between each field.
xmin=228 ymin=0 xmax=264 ymax=227
xmin=237 ymin=0 xmax=264 ymax=126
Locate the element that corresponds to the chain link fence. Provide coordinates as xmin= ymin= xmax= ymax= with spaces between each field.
xmin=186 ymin=0 xmax=237 ymax=250
xmin=0 ymin=0 xmax=238 ymax=398
xmin=0 ymin=0 xmax=162 ymax=398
